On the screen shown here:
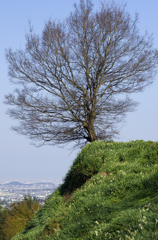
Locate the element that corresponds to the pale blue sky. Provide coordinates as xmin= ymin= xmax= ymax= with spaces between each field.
xmin=1 ymin=0 xmax=158 ymax=181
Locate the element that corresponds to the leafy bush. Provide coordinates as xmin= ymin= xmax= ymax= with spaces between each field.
xmin=60 ymin=141 xmax=108 ymax=194
xmin=1 ymin=196 xmax=40 ymax=240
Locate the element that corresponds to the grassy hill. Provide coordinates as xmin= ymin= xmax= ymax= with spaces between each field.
xmin=12 ymin=140 xmax=158 ymax=239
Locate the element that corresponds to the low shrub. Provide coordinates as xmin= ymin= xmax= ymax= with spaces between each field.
xmin=60 ymin=141 xmax=107 ymax=194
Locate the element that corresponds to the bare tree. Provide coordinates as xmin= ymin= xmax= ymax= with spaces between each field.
xmin=4 ymin=0 xmax=158 ymax=147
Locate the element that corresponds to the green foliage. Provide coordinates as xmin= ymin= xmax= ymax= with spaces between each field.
xmin=12 ymin=140 xmax=158 ymax=239
xmin=60 ymin=142 xmax=106 ymax=194
xmin=0 ymin=205 xmax=5 ymax=240
xmin=0 ymin=196 xmax=40 ymax=240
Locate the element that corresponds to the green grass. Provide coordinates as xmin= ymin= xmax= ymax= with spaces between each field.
xmin=12 ymin=140 xmax=158 ymax=239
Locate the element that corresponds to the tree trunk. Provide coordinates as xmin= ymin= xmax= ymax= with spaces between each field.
xmin=86 ymin=124 xmax=98 ymax=142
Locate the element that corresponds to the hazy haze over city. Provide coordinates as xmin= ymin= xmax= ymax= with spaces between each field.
xmin=1 ymin=0 xmax=158 ymax=182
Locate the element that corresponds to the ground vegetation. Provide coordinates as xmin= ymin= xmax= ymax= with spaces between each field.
xmin=12 ymin=140 xmax=158 ymax=239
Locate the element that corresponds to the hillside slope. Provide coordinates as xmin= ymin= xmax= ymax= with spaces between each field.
xmin=12 ymin=141 xmax=158 ymax=239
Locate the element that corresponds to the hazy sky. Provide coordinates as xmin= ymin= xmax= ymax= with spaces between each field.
xmin=1 ymin=0 xmax=158 ymax=182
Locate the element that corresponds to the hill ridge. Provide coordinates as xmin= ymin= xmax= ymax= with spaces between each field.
xmin=12 ymin=140 xmax=158 ymax=239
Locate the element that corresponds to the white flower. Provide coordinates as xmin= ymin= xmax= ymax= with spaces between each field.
xmin=139 ymin=223 xmax=143 ymax=229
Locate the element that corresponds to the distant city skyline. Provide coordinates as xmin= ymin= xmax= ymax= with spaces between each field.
xmin=1 ymin=0 xmax=158 ymax=181
xmin=0 ymin=180 xmax=59 ymax=205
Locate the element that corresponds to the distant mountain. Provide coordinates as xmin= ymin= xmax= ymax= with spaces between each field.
xmin=1 ymin=181 xmax=56 ymax=186
xmin=4 ymin=181 xmax=24 ymax=186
